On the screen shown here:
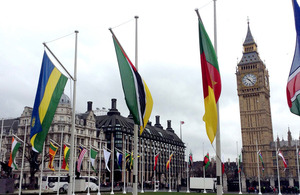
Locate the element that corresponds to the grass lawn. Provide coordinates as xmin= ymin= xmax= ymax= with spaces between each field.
xmin=107 ymin=193 xmax=237 ymax=195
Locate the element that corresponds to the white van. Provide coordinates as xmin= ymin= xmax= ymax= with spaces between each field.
xmin=42 ymin=175 xmax=69 ymax=193
xmin=42 ymin=175 xmax=99 ymax=193
xmin=81 ymin=176 xmax=99 ymax=192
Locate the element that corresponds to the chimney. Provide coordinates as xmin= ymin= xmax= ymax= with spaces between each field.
xmin=167 ymin=120 xmax=171 ymax=129
xmin=107 ymin=98 xmax=120 ymax=116
xmin=111 ymin=98 xmax=117 ymax=110
xmin=154 ymin=115 xmax=163 ymax=128
xmin=87 ymin=101 xmax=93 ymax=111
xmin=156 ymin=116 xmax=160 ymax=125
xmin=166 ymin=120 xmax=174 ymax=133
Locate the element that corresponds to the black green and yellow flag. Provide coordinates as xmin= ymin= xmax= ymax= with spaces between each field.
xmin=110 ymin=30 xmax=153 ymax=135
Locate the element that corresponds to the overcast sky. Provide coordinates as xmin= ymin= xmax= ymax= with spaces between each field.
xmin=0 ymin=0 xmax=299 ymax=162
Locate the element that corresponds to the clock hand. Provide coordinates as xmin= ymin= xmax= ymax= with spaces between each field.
xmin=247 ymin=78 xmax=254 ymax=84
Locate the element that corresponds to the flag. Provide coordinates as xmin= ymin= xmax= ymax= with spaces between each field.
xmin=30 ymin=51 xmax=68 ymax=153
xmin=125 ymin=152 xmax=133 ymax=170
xmin=189 ymin=152 xmax=193 ymax=168
xmin=8 ymin=137 xmax=21 ymax=170
xmin=90 ymin=148 xmax=98 ymax=171
xmin=180 ymin=121 xmax=185 ymax=125
xmin=116 ymin=151 xmax=123 ymax=169
xmin=278 ymin=150 xmax=288 ymax=170
xmin=287 ymin=0 xmax=300 ymax=115
xmin=103 ymin=148 xmax=111 ymax=172
xmin=62 ymin=144 xmax=70 ymax=170
xmin=222 ymin=162 xmax=225 ymax=174
xmin=77 ymin=146 xmax=87 ymax=173
xmin=203 ymin=153 xmax=210 ymax=170
xmin=111 ymin=30 xmax=153 ymax=135
xmin=166 ymin=153 xmax=174 ymax=171
xmin=197 ymin=14 xmax=222 ymax=144
xmin=154 ymin=153 xmax=160 ymax=171
xmin=258 ymin=151 xmax=265 ymax=172
xmin=48 ymin=142 xmax=58 ymax=171
xmin=238 ymin=154 xmax=242 ymax=173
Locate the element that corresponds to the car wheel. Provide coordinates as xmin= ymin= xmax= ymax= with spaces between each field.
xmin=59 ymin=187 xmax=65 ymax=193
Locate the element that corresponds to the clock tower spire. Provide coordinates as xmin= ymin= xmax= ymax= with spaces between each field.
xmin=236 ymin=21 xmax=274 ymax=178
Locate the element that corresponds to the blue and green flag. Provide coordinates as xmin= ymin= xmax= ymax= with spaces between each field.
xmin=30 ymin=51 xmax=67 ymax=153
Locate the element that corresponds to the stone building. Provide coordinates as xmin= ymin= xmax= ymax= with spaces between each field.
xmin=236 ymin=21 xmax=300 ymax=189
xmin=96 ymin=98 xmax=185 ymax=189
xmin=0 ymin=95 xmax=185 ymax=190
xmin=0 ymin=94 xmax=103 ymax=187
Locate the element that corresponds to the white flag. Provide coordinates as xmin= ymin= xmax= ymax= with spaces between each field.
xmin=103 ymin=148 xmax=111 ymax=172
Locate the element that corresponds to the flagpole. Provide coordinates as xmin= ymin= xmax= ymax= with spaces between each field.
xmin=68 ymin=30 xmax=78 ymax=195
xmin=98 ymin=135 xmax=102 ymax=195
xmin=186 ymin=144 xmax=190 ymax=193
xmin=296 ymin=141 xmax=300 ymax=195
xmin=72 ymin=134 xmax=78 ymax=195
xmin=203 ymin=143 xmax=206 ymax=193
xmin=180 ymin=122 xmax=182 ymax=140
xmin=212 ymin=1 xmax=222 ymax=195
xmin=276 ymin=142 xmax=282 ymax=195
xmin=132 ymin=15 xmax=139 ymax=195
xmin=111 ymin=134 xmax=115 ymax=195
xmin=18 ymin=121 xmax=27 ymax=195
xmin=87 ymin=134 xmax=91 ymax=195
xmin=39 ymin=142 xmax=45 ymax=195
xmin=237 ymin=142 xmax=242 ymax=194
xmin=141 ymin=139 xmax=144 ymax=193
xmin=153 ymin=141 xmax=156 ymax=192
xmin=57 ymin=128 xmax=64 ymax=195
xmin=0 ymin=119 xmax=4 ymax=168
xmin=256 ymin=140 xmax=262 ymax=195
xmin=123 ymin=136 xmax=126 ymax=194
xmin=168 ymin=144 xmax=171 ymax=193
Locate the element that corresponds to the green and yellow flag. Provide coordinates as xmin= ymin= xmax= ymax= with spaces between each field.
xmin=197 ymin=14 xmax=222 ymax=144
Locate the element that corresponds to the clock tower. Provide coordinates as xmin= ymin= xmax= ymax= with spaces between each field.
xmin=236 ymin=22 xmax=274 ymax=178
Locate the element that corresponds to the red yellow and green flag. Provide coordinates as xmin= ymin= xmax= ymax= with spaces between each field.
xmin=62 ymin=144 xmax=70 ymax=170
xmin=110 ymin=29 xmax=153 ymax=135
xmin=166 ymin=153 xmax=174 ymax=171
xmin=48 ymin=142 xmax=58 ymax=171
xmin=197 ymin=13 xmax=222 ymax=144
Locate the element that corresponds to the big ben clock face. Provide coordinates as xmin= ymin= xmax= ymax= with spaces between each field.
xmin=242 ymin=74 xmax=257 ymax=86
